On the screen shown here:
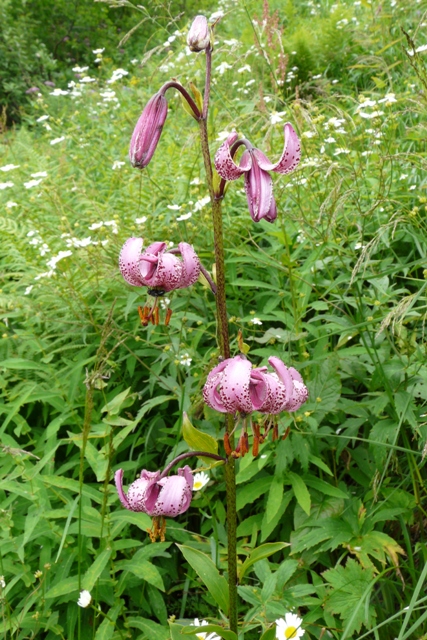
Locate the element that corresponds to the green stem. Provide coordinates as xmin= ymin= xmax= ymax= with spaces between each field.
xmin=198 ymin=48 xmax=238 ymax=632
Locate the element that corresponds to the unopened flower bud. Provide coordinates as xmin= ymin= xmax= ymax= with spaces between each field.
xmin=187 ymin=15 xmax=211 ymax=52
xmin=129 ymin=93 xmax=168 ymax=168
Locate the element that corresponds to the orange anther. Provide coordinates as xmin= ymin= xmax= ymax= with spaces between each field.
xmin=165 ymin=308 xmax=173 ymax=326
xmin=282 ymin=426 xmax=290 ymax=441
xmin=224 ymin=433 xmax=232 ymax=456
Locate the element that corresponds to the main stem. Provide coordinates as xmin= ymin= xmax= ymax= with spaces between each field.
xmin=199 ymin=47 xmax=238 ymax=634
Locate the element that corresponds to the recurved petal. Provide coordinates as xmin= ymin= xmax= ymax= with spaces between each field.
xmin=267 ymin=356 xmax=294 ymax=403
xmin=119 ymin=237 xmax=145 ymax=286
xmin=254 ymin=123 xmax=301 ymax=174
xmin=214 ymin=132 xmax=250 ymax=181
xmin=244 ymin=163 xmax=274 ymax=222
xmin=140 ymin=242 xmax=167 ymax=282
xmin=115 ymin=469 xmax=131 ymax=510
xmin=126 ymin=476 xmax=152 ymax=512
xmin=258 ymin=372 xmax=289 ymax=414
xmin=203 ymin=359 xmax=231 ymax=413
xmin=150 ymin=467 xmax=193 ymax=516
xmin=219 ymin=355 xmax=253 ymax=413
xmin=249 ymin=368 xmax=269 ymax=411
xmin=178 ymin=242 xmax=201 ymax=287
xmin=284 ymin=379 xmax=309 ymax=412
xmin=154 ymin=252 xmax=183 ymax=291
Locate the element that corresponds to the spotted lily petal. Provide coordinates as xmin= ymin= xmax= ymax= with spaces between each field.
xmin=214 ymin=132 xmax=251 ymax=181
xmin=259 ymin=372 xmax=289 ymax=414
xmin=145 ymin=466 xmax=193 ymax=516
xmin=249 ymin=368 xmax=269 ymax=410
xmin=218 ymin=356 xmax=253 ymax=414
xmin=269 ymin=356 xmax=308 ymax=412
xmin=129 ymin=93 xmax=168 ymax=168
xmin=154 ymin=251 xmax=183 ymax=291
xmin=254 ymin=123 xmax=301 ymax=174
xmin=202 ymin=360 xmax=230 ymax=413
xmin=178 ymin=242 xmax=201 ymax=287
xmin=243 ymin=156 xmax=275 ymax=222
xmin=114 ymin=469 xmax=131 ymax=510
xmin=119 ymin=237 xmax=146 ymax=286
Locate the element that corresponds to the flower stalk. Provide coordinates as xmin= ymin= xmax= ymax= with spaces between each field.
xmin=198 ymin=48 xmax=238 ymax=633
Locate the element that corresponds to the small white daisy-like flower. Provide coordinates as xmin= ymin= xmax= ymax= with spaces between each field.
xmin=167 ymin=204 xmax=181 ymax=210
xmin=112 ymin=160 xmax=125 ymax=170
xmin=24 ymin=285 xmax=34 ymax=295
xmin=31 ymin=171 xmax=48 ymax=178
xmin=6 ymin=201 xmax=17 ymax=208
xmin=176 ymin=212 xmax=192 ymax=221
xmin=275 ymin=613 xmax=305 ymax=639
xmin=77 ymin=590 xmax=92 ymax=608
xmin=192 ymin=619 xmax=220 ymax=640
xmin=24 ymin=179 xmax=42 ymax=189
xmin=50 ymin=136 xmax=66 ymax=146
xmin=135 ymin=216 xmax=147 ymax=224
xmin=249 ymin=317 xmax=262 ymax=325
xmin=0 ymin=164 xmax=20 ymax=172
xmin=36 ymin=115 xmax=49 ymax=122
xmin=193 ymin=472 xmax=209 ymax=491
xmin=0 ymin=181 xmax=14 ymax=190
xmin=0 ymin=576 xmax=5 ymax=588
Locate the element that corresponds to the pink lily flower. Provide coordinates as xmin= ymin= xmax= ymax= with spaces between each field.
xmin=115 ymin=466 xmax=194 ymax=517
xmin=214 ymin=123 xmax=301 ymax=223
xmin=187 ymin=15 xmax=211 ymax=52
xmin=203 ymin=354 xmax=308 ymax=416
xmin=129 ymin=93 xmax=168 ymax=169
xmin=119 ymin=238 xmax=202 ymax=295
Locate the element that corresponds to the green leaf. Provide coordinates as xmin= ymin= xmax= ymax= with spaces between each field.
xmin=128 ymin=618 xmax=170 ymax=640
xmin=181 ymin=624 xmax=237 ymax=640
xmin=177 ymin=544 xmax=229 ymax=614
xmin=265 ymin=477 xmax=283 ymax=524
xmin=182 ymin=412 xmax=218 ymax=456
xmin=82 ymin=549 xmax=111 ymax=591
xmin=304 ymin=476 xmax=348 ymax=499
xmin=110 ymin=507 xmax=152 ymax=532
xmin=134 ymin=395 xmax=176 ymax=422
xmin=260 ymin=628 xmax=276 ymax=640
xmin=323 ymin=558 xmax=376 ymax=636
xmin=101 ymin=387 xmax=132 ymax=416
xmin=45 ymin=576 xmax=79 ymax=599
xmin=94 ymin=604 xmax=121 ymax=640
xmin=116 ymin=560 xmax=165 ymax=591
xmin=288 ymin=472 xmax=311 ymax=515
xmin=238 ymin=542 xmax=289 ymax=581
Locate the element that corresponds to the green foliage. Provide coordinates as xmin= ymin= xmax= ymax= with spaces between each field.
xmin=1 ymin=0 xmax=427 ymax=638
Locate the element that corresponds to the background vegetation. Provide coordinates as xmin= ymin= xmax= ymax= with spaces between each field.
xmin=1 ymin=0 xmax=427 ymax=638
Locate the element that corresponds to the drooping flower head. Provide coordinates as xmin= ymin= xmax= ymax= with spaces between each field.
xmin=129 ymin=93 xmax=168 ymax=169
xmin=203 ymin=354 xmax=308 ymax=457
xmin=187 ymin=15 xmax=211 ymax=52
xmin=214 ymin=123 xmax=301 ymax=223
xmin=115 ymin=466 xmax=194 ymax=541
xmin=275 ymin=613 xmax=305 ymax=639
xmin=203 ymin=354 xmax=308 ymax=416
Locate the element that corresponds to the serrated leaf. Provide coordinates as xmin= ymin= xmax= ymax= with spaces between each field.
xmin=182 ymin=413 xmax=218 ymax=456
xmin=288 ymin=472 xmax=311 ymax=515
xmin=238 ymin=542 xmax=289 ymax=581
xmin=304 ymin=475 xmax=348 ymax=499
xmin=177 ymin=544 xmax=229 ymax=614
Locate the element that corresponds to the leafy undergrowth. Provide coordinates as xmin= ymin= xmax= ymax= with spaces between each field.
xmin=1 ymin=0 xmax=427 ymax=638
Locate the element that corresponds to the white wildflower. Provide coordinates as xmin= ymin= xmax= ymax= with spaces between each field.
xmin=192 ymin=619 xmax=220 ymax=640
xmin=0 ymin=182 xmax=14 ymax=190
xmin=275 ymin=613 xmax=305 ymax=639
xmin=249 ymin=317 xmax=262 ymax=325
xmin=192 ymin=472 xmax=210 ymax=491
xmin=135 ymin=216 xmax=147 ymax=224
xmin=112 ymin=161 xmax=125 ymax=170
xmin=6 ymin=201 xmax=17 ymax=208
xmin=167 ymin=204 xmax=181 ymax=210
xmin=24 ymin=179 xmax=42 ymax=189
xmin=77 ymin=590 xmax=92 ymax=608
xmin=0 ymin=164 xmax=20 ymax=172
xmin=31 ymin=171 xmax=47 ymax=178
xmin=177 ymin=212 xmax=192 ymax=221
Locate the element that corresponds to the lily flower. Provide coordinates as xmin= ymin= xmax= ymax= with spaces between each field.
xmin=187 ymin=15 xmax=211 ymax=52
xmin=203 ymin=354 xmax=307 ymax=415
xmin=115 ymin=466 xmax=193 ymax=541
xmin=214 ymin=123 xmax=301 ymax=222
xmin=129 ymin=93 xmax=168 ymax=169
xmin=203 ymin=354 xmax=308 ymax=457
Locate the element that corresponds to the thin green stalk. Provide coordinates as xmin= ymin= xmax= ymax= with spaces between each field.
xmin=198 ymin=47 xmax=238 ymax=633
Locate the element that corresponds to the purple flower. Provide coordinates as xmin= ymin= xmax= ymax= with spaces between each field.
xmin=203 ymin=354 xmax=308 ymax=415
xmin=119 ymin=238 xmax=201 ymax=294
xmin=26 ymin=87 xmax=40 ymax=95
xmin=187 ymin=15 xmax=211 ymax=52
xmin=115 ymin=466 xmax=193 ymax=517
xmin=214 ymin=123 xmax=301 ymax=222
xmin=129 ymin=93 xmax=168 ymax=168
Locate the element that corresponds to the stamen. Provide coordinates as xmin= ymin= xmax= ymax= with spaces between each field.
xmin=282 ymin=426 xmax=290 ymax=440
xmin=165 ymin=308 xmax=173 ymax=326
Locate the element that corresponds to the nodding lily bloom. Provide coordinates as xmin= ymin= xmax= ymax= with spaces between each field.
xmin=129 ymin=92 xmax=168 ymax=169
xmin=214 ymin=123 xmax=301 ymax=223
xmin=187 ymin=15 xmax=211 ymax=52
xmin=203 ymin=354 xmax=308 ymax=457
xmin=203 ymin=354 xmax=308 ymax=416
xmin=115 ymin=466 xmax=193 ymax=540
xmin=119 ymin=238 xmax=202 ymax=294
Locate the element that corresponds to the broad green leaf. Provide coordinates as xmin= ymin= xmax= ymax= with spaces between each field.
xmin=128 ymin=617 xmax=170 ymax=640
xmin=236 ymin=476 xmax=272 ymax=511
xmin=177 ymin=544 xmax=229 ymax=614
xmin=181 ymin=624 xmax=237 ymax=640
xmin=238 ymin=542 xmax=289 ymax=581
xmin=116 ymin=560 xmax=164 ymax=590
xmin=45 ymin=576 xmax=79 ymax=599
xmin=304 ymin=475 xmax=348 ymax=499
xmin=42 ymin=475 xmax=103 ymax=504
xmin=134 ymin=394 xmax=176 ymax=422
xmin=101 ymin=387 xmax=132 ymax=416
xmin=265 ymin=477 xmax=283 ymax=524
xmin=94 ymin=604 xmax=121 ymax=640
xmin=182 ymin=412 xmax=218 ymax=455
xmin=82 ymin=549 xmax=111 ymax=591
xmin=288 ymin=472 xmax=311 ymax=515
xmin=110 ymin=509 xmax=152 ymax=532
xmin=260 ymin=628 xmax=276 ymax=640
